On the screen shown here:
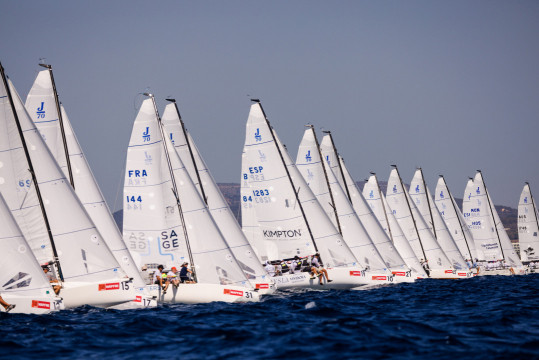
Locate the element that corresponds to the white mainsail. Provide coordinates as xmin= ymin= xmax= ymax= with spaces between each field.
xmin=123 ymin=97 xmax=253 ymax=289
xmin=363 ymin=174 xmax=427 ymax=278
xmin=161 ymin=102 xmax=271 ymax=290
xmin=0 ymin=64 xmax=133 ymax=308
xmin=386 ymin=168 xmax=455 ymax=274
xmin=25 ymin=69 xmax=150 ymax=304
xmin=518 ymin=183 xmax=539 ymax=262
xmin=319 ymin=134 xmax=410 ymax=275
xmin=409 ymin=169 xmax=469 ymax=270
xmin=434 ymin=176 xmax=478 ymax=261
xmin=295 ymin=127 xmax=390 ymax=274
xmin=0 ymin=193 xmax=62 ymax=314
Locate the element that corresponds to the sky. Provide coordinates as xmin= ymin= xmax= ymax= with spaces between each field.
xmin=1 ymin=1 xmax=538 ymax=210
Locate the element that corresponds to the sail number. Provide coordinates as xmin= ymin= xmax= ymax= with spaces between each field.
xmin=243 ymin=166 xmax=265 ymax=181
xmin=243 ymin=189 xmax=270 ymax=203
xmin=126 ymin=195 xmax=143 ymax=211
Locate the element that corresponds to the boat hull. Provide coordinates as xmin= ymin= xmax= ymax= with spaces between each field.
xmin=477 ymin=267 xmax=527 ymax=276
xmin=61 ymin=278 xmax=137 ymax=309
xmin=149 ymin=283 xmax=261 ymax=304
xmin=271 ymin=267 xmax=372 ymax=290
xmin=0 ymin=294 xmax=63 ymax=314
xmin=429 ymin=269 xmax=473 ymax=279
xmin=106 ymin=285 xmax=158 ymax=309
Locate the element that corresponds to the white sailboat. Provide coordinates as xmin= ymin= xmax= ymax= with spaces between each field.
xmin=0 ymin=193 xmax=63 ymax=314
xmin=241 ymin=100 xmax=368 ymax=290
xmin=363 ymin=174 xmax=428 ymax=279
xmin=319 ymin=133 xmax=414 ymax=282
xmin=122 ymin=95 xmax=259 ymax=303
xmin=518 ymin=183 xmax=539 ymax=263
xmin=462 ymin=171 xmax=525 ymax=275
xmin=160 ymin=100 xmax=274 ymax=293
xmin=386 ymin=167 xmax=460 ymax=278
xmin=434 ymin=176 xmax=478 ymax=262
xmin=0 ymin=62 xmax=136 ymax=309
xmin=296 ymin=127 xmax=394 ymax=285
xmin=25 ymin=66 xmax=156 ymax=308
xmin=408 ymin=169 xmax=471 ymax=277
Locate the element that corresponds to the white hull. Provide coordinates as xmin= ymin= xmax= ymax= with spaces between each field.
xmin=106 ymin=285 xmax=158 ymax=309
xmin=391 ymin=271 xmax=417 ymax=283
xmin=272 ymin=267 xmax=372 ymax=290
xmin=477 ymin=267 xmax=527 ymax=276
xmin=148 ymin=283 xmax=260 ymax=304
xmin=61 ymin=279 xmax=137 ymax=309
xmin=0 ymin=294 xmax=63 ymax=314
xmin=253 ymin=281 xmax=277 ymax=295
xmin=429 ymin=269 xmax=473 ymax=279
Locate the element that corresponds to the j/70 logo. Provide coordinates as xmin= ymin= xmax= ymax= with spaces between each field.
xmin=36 ymin=102 xmax=45 ymax=119
xmin=142 ymin=127 xmax=150 ymax=142
xmin=254 ymin=128 xmax=262 ymax=142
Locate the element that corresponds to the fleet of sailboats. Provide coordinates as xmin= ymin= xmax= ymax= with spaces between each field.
xmin=0 ymin=61 xmax=534 ymax=314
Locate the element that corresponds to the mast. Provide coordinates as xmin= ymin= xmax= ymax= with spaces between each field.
xmin=322 ymin=130 xmax=352 ymax=202
xmin=418 ymin=168 xmax=437 ymax=238
xmin=440 ymin=175 xmax=473 ymax=260
xmin=39 ymin=64 xmax=75 ymax=189
xmin=393 ymin=165 xmax=428 ymax=261
xmin=0 ymin=62 xmax=64 ymax=281
xmin=479 ymin=170 xmax=505 ymax=261
xmin=252 ymin=99 xmax=318 ymax=253
xmin=372 ymin=172 xmax=394 ymax=243
xmin=165 ymin=98 xmax=208 ymax=205
xmin=146 ymin=93 xmax=196 ymax=279
xmin=310 ymin=126 xmax=342 ymax=235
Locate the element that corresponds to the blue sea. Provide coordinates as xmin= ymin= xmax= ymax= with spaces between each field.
xmin=1 ymin=274 xmax=538 ymax=360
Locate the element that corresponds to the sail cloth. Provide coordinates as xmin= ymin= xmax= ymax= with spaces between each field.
xmin=0 ymin=193 xmax=57 ymax=300
xmin=319 ymin=134 xmax=409 ymax=273
xmin=363 ymin=175 xmax=428 ymax=277
xmin=0 ymin=74 xmax=126 ymax=283
xmin=518 ymin=183 xmax=539 ymax=262
xmin=385 ymin=168 xmax=453 ymax=270
xmin=434 ymin=176 xmax=478 ymax=261
xmin=25 ymin=70 xmax=146 ymax=289
xmin=241 ymin=103 xmax=358 ymax=268
xmin=295 ymin=128 xmax=389 ymax=273
xmin=123 ymin=98 xmax=250 ymax=287
xmin=161 ymin=104 xmax=267 ymax=285
xmin=408 ymin=170 xmax=468 ymax=270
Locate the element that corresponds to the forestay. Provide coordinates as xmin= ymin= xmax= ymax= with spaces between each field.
xmin=319 ymin=134 xmax=409 ymax=273
xmin=296 ymin=128 xmax=389 ymax=273
xmin=161 ymin=103 xmax=268 ymax=286
xmin=409 ymin=169 xmax=468 ymax=270
xmin=518 ymin=183 xmax=539 ymax=262
xmin=363 ymin=175 xmax=427 ymax=277
xmin=434 ymin=176 xmax=478 ymax=261
xmin=241 ymin=103 xmax=358 ymax=268
xmin=386 ymin=168 xmax=453 ymax=270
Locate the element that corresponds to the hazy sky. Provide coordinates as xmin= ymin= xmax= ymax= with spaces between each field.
xmin=2 ymin=1 xmax=538 ymax=210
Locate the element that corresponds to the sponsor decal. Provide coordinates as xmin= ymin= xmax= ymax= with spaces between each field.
xmin=349 ymin=271 xmax=362 ymax=276
xmin=458 ymin=272 xmax=467 ymax=277
xmin=134 ymin=296 xmax=142 ymax=303
xmin=372 ymin=276 xmax=387 ymax=281
xmin=31 ymin=300 xmax=51 ymax=309
xmin=392 ymin=271 xmax=406 ymax=277
xmin=262 ymin=229 xmax=302 ymax=238
xmin=223 ymin=289 xmax=244 ymax=297
xmin=255 ymin=283 xmax=269 ymax=289
xmin=98 ymin=282 xmax=120 ymax=291
xmin=444 ymin=270 xmax=454 ymax=274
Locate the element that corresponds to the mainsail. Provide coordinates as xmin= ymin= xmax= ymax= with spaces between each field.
xmin=518 ymin=183 xmax=539 ymax=262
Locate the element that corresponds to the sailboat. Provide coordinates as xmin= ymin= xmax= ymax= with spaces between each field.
xmin=462 ymin=171 xmax=525 ymax=275
xmin=408 ymin=169 xmax=472 ymax=277
xmin=363 ymin=174 xmax=428 ymax=279
xmin=241 ymin=100 xmax=368 ymax=290
xmin=160 ymin=100 xmax=274 ymax=293
xmin=296 ymin=127 xmax=394 ymax=285
xmin=518 ymin=183 xmax=539 ymax=264
xmin=434 ymin=176 xmax=478 ymax=263
xmin=0 ymin=193 xmax=63 ymax=314
xmin=122 ymin=94 xmax=259 ymax=303
xmin=385 ymin=166 xmax=461 ymax=278
xmin=25 ymin=65 xmax=156 ymax=308
xmin=318 ymin=133 xmax=414 ymax=282
xmin=0 ymin=62 xmax=136 ymax=309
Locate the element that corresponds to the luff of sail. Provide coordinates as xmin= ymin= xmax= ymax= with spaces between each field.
xmin=518 ymin=183 xmax=539 ymax=262
xmin=161 ymin=103 xmax=271 ymax=290
xmin=25 ymin=69 xmax=150 ymax=301
xmin=409 ymin=169 xmax=469 ymax=271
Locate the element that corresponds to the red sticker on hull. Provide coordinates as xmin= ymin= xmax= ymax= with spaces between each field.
xmin=445 ymin=270 xmax=454 ymax=274
xmin=31 ymin=300 xmax=51 ymax=309
xmin=458 ymin=273 xmax=467 ymax=277
xmin=255 ymin=284 xmax=269 ymax=289
xmin=134 ymin=295 xmax=142 ymax=302
xmin=349 ymin=271 xmax=362 ymax=276
xmin=223 ymin=289 xmax=243 ymax=296
xmin=98 ymin=282 xmax=120 ymax=291
xmin=372 ymin=276 xmax=387 ymax=281
xmin=392 ymin=271 xmax=406 ymax=276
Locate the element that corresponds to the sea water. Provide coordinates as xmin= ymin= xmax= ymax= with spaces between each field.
xmin=1 ymin=274 xmax=538 ymax=359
